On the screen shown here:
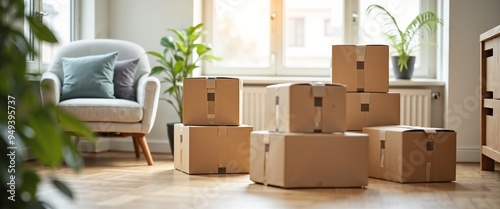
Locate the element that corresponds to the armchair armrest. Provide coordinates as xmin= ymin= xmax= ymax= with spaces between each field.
xmin=136 ymin=73 xmax=160 ymax=133
xmin=40 ymin=72 xmax=61 ymax=106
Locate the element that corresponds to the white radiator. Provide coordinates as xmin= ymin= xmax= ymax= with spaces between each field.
xmin=242 ymin=87 xmax=267 ymax=131
xmin=242 ymin=87 xmax=433 ymax=131
xmin=389 ymin=88 xmax=432 ymax=127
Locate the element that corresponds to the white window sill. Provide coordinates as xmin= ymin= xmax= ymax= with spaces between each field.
xmin=237 ymin=76 xmax=445 ymax=87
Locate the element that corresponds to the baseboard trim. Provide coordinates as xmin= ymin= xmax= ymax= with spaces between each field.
xmin=109 ymin=138 xmax=171 ymax=154
xmin=457 ymin=148 xmax=480 ymax=162
xmin=98 ymin=139 xmax=479 ymax=162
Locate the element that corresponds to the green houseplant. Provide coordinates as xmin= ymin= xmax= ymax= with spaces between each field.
xmin=366 ymin=4 xmax=443 ymax=79
xmin=1 ymin=0 xmax=95 ymax=208
xmin=147 ymin=23 xmax=220 ymax=155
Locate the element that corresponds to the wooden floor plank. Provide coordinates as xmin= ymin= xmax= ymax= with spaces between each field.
xmin=29 ymin=151 xmax=500 ymax=209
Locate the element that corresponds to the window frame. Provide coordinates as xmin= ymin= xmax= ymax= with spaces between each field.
xmin=25 ymin=0 xmax=76 ymax=75
xmin=202 ymin=0 xmax=441 ymax=79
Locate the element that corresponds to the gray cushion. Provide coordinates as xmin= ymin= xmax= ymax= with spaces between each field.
xmin=114 ymin=58 xmax=140 ymax=101
xmin=61 ymin=52 xmax=118 ymax=101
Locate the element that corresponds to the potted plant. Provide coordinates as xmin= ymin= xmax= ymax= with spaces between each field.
xmin=366 ymin=4 xmax=443 ymax=79
xmin=147 ymin=23 xmax=221 ymax=156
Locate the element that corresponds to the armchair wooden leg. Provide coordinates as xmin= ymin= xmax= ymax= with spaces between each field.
xmin=137 ymin=135 xmax=154 ymax=165
xmin=132 ymin=137 xmax=140 ymax=158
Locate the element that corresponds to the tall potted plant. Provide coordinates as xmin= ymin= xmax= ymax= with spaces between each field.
xmin=147 ymin=23 xmax=220 ymax=155
xmin=366 ymin=4 xmax=443 ymax=79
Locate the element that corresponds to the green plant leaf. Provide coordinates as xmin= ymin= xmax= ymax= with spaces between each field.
xmin=26 ymin=16 xmax=58 ymax=43
xmin=21 ymin=170 xmax=40 ymax=200
xmin=173 ymin=60 xmax=185 ymax=74
xmin=52 ymin=178 xmax=74 ymax=199
xmin=150 ymin=66 xmax=166 ymax=76
xmin=175 ymin=41 xmax=188 ymax=54
xmin=54 ymin=107 xmax=95 ymax=142
xmin=160 ymin=36 xmax=175 ymax=49
xmin=196 ymin=45 xmax=210 ymax=56
xmin=201 ymin=55 xmax=222 ymax=62
xmin=146 ymin=51 xmax=165 ymax=60
xmin=62 ymin=136 xmax=84 ymax=171
xmin=169 ymin=29 xmax=186 ymax=43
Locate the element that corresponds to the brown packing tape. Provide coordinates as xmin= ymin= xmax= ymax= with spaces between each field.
xmin=206 ymin=78 xmax=216 ymax=123
xmin=180 ymin=127 xmax=184 ymax=167
xmin=356 ymin=46 xmax=366 ymax=61
xmin=217 ymin=126 xmax=228 ymax=136
xmin=360 ymin=93 xmax=370 ymax=112
xmin=217 ymin=126 xmax=228 ymax=174
xmin=357 ymin=69 xmax=365 ymax=91
xmin=311 ymin=83 xmax=326 ymax=97
xmin=425 ymin=131 xmax=435 ymax=182
xmin=207 ymin=88 xmax=215 ymax=123
xmin=379 ymin=130 xmax=386 ymax=168
xmin=311 ymin=83 xmax=325 ymax=132
xmin=263 ymin=134 xmax=270 ymax=186
xmin=356 ymin=46 xmax=366 ymax=90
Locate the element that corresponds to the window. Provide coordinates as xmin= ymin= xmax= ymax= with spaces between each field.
xmin=25 ymin=0 xmax=75 ymax=74
xmin=203 ymin=0 xmax=439 ymax=78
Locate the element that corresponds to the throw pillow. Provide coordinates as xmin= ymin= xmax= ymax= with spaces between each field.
xmin=113 ymin=58 xmax=140 ymax=101
xmin=61 ymin=51 xmax=119 ymax=101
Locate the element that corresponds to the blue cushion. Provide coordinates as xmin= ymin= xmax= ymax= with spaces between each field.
xmin=61 ymin=52 xmax=119 ymax=101
xmin=113 ymin=58 xmax=140 ymax=101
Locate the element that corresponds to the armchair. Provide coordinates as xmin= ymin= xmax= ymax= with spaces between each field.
xmin=40 ymin=39 xmax=160 ymax=165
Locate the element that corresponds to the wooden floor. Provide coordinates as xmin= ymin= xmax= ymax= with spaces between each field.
xmin=32 ymin=151 xmax=500 ymax=209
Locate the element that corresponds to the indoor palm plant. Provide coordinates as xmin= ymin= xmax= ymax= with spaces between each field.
xmin=366 ymin=4 xmax=443 ymax=79
xmin=1 ymin=0 xmax=95 ymax=208
xmin=147 ymin=23 xmax=220 ymax=155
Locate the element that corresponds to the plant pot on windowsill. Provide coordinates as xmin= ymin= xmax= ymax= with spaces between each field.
xmin=392 ymin=56 xmax=415 ymax=80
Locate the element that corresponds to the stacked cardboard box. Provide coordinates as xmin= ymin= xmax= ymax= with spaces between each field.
xmin=250 ymin=83 xmax=369 ymax=188
xmin=174 ymin=77 xmax=253 ymax=174
xmin=331 ymin=45 xmax=400 ymax=131
xmin=330 ymin=45 xmax=457 ymax=183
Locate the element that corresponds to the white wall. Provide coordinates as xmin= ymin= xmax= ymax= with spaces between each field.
xmin=105 ymin=0 xmax=198 ymax=152
xmin=444 ymin=0 xmax=500 ymax=162
xmin=82 ymin=0 xmax=500 ymax=159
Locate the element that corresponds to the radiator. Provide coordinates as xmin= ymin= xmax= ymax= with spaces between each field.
xmin=242 ymin=87 xmax=432 ymax=131
xmin=389 ymin=88 xmax=432 ymax=127
xmin=242 ymin=87 xmax=267 ymax=131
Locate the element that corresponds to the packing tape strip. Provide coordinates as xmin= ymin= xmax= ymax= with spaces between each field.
xmin=207 ymin=88 xmax=216 ymax=123
xmin=311 ymin=84 xmax=325 ymax=132
xmin=356 ymin=46 xmax=366 ymax=61
xmin=263 ymin=134 xmax=270 ymax=186
xmin=357 ymin=69 xmax=365 ymax=91
xmin=206 ymin=78 xmax=216 ymax=124
xmin=218 ymin=126 xmax=227 ymax=136
xmin=274 ymin=89 xmax=280 ymax=132
xmin=180 ymin=126 xmax=184 ymax=166
xmin=379 ymin=130 xmax=386 ymax=168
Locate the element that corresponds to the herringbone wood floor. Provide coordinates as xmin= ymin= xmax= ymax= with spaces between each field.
xmin=31 ymin=151 xmax=500 ymax=209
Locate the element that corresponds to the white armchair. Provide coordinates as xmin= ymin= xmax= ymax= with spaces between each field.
xmin=40 ymin=39 xmax=160 ymax=165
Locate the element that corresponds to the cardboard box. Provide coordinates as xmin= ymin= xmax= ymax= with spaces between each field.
xmin=250 ymin=131 xmax=368 ymax=188
xmin=484 ymin=99 xmax=500 ymax=151
xmin=331 ymin=45 xmax=389 ymax=93
xmin=183 ymin=77 xmax=242 ymax=125
xmin=363 ymin=126 xmax=456 ymax=183
xmin=346 ymin=92 xmax=400 ymax=131
xmin=484 ymin=38 xmax=500 ymax=99
xmin=174 ymin=124 xmax=252 ymax=174
xmin=265 ymin=82 xmax=346 ymax=133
